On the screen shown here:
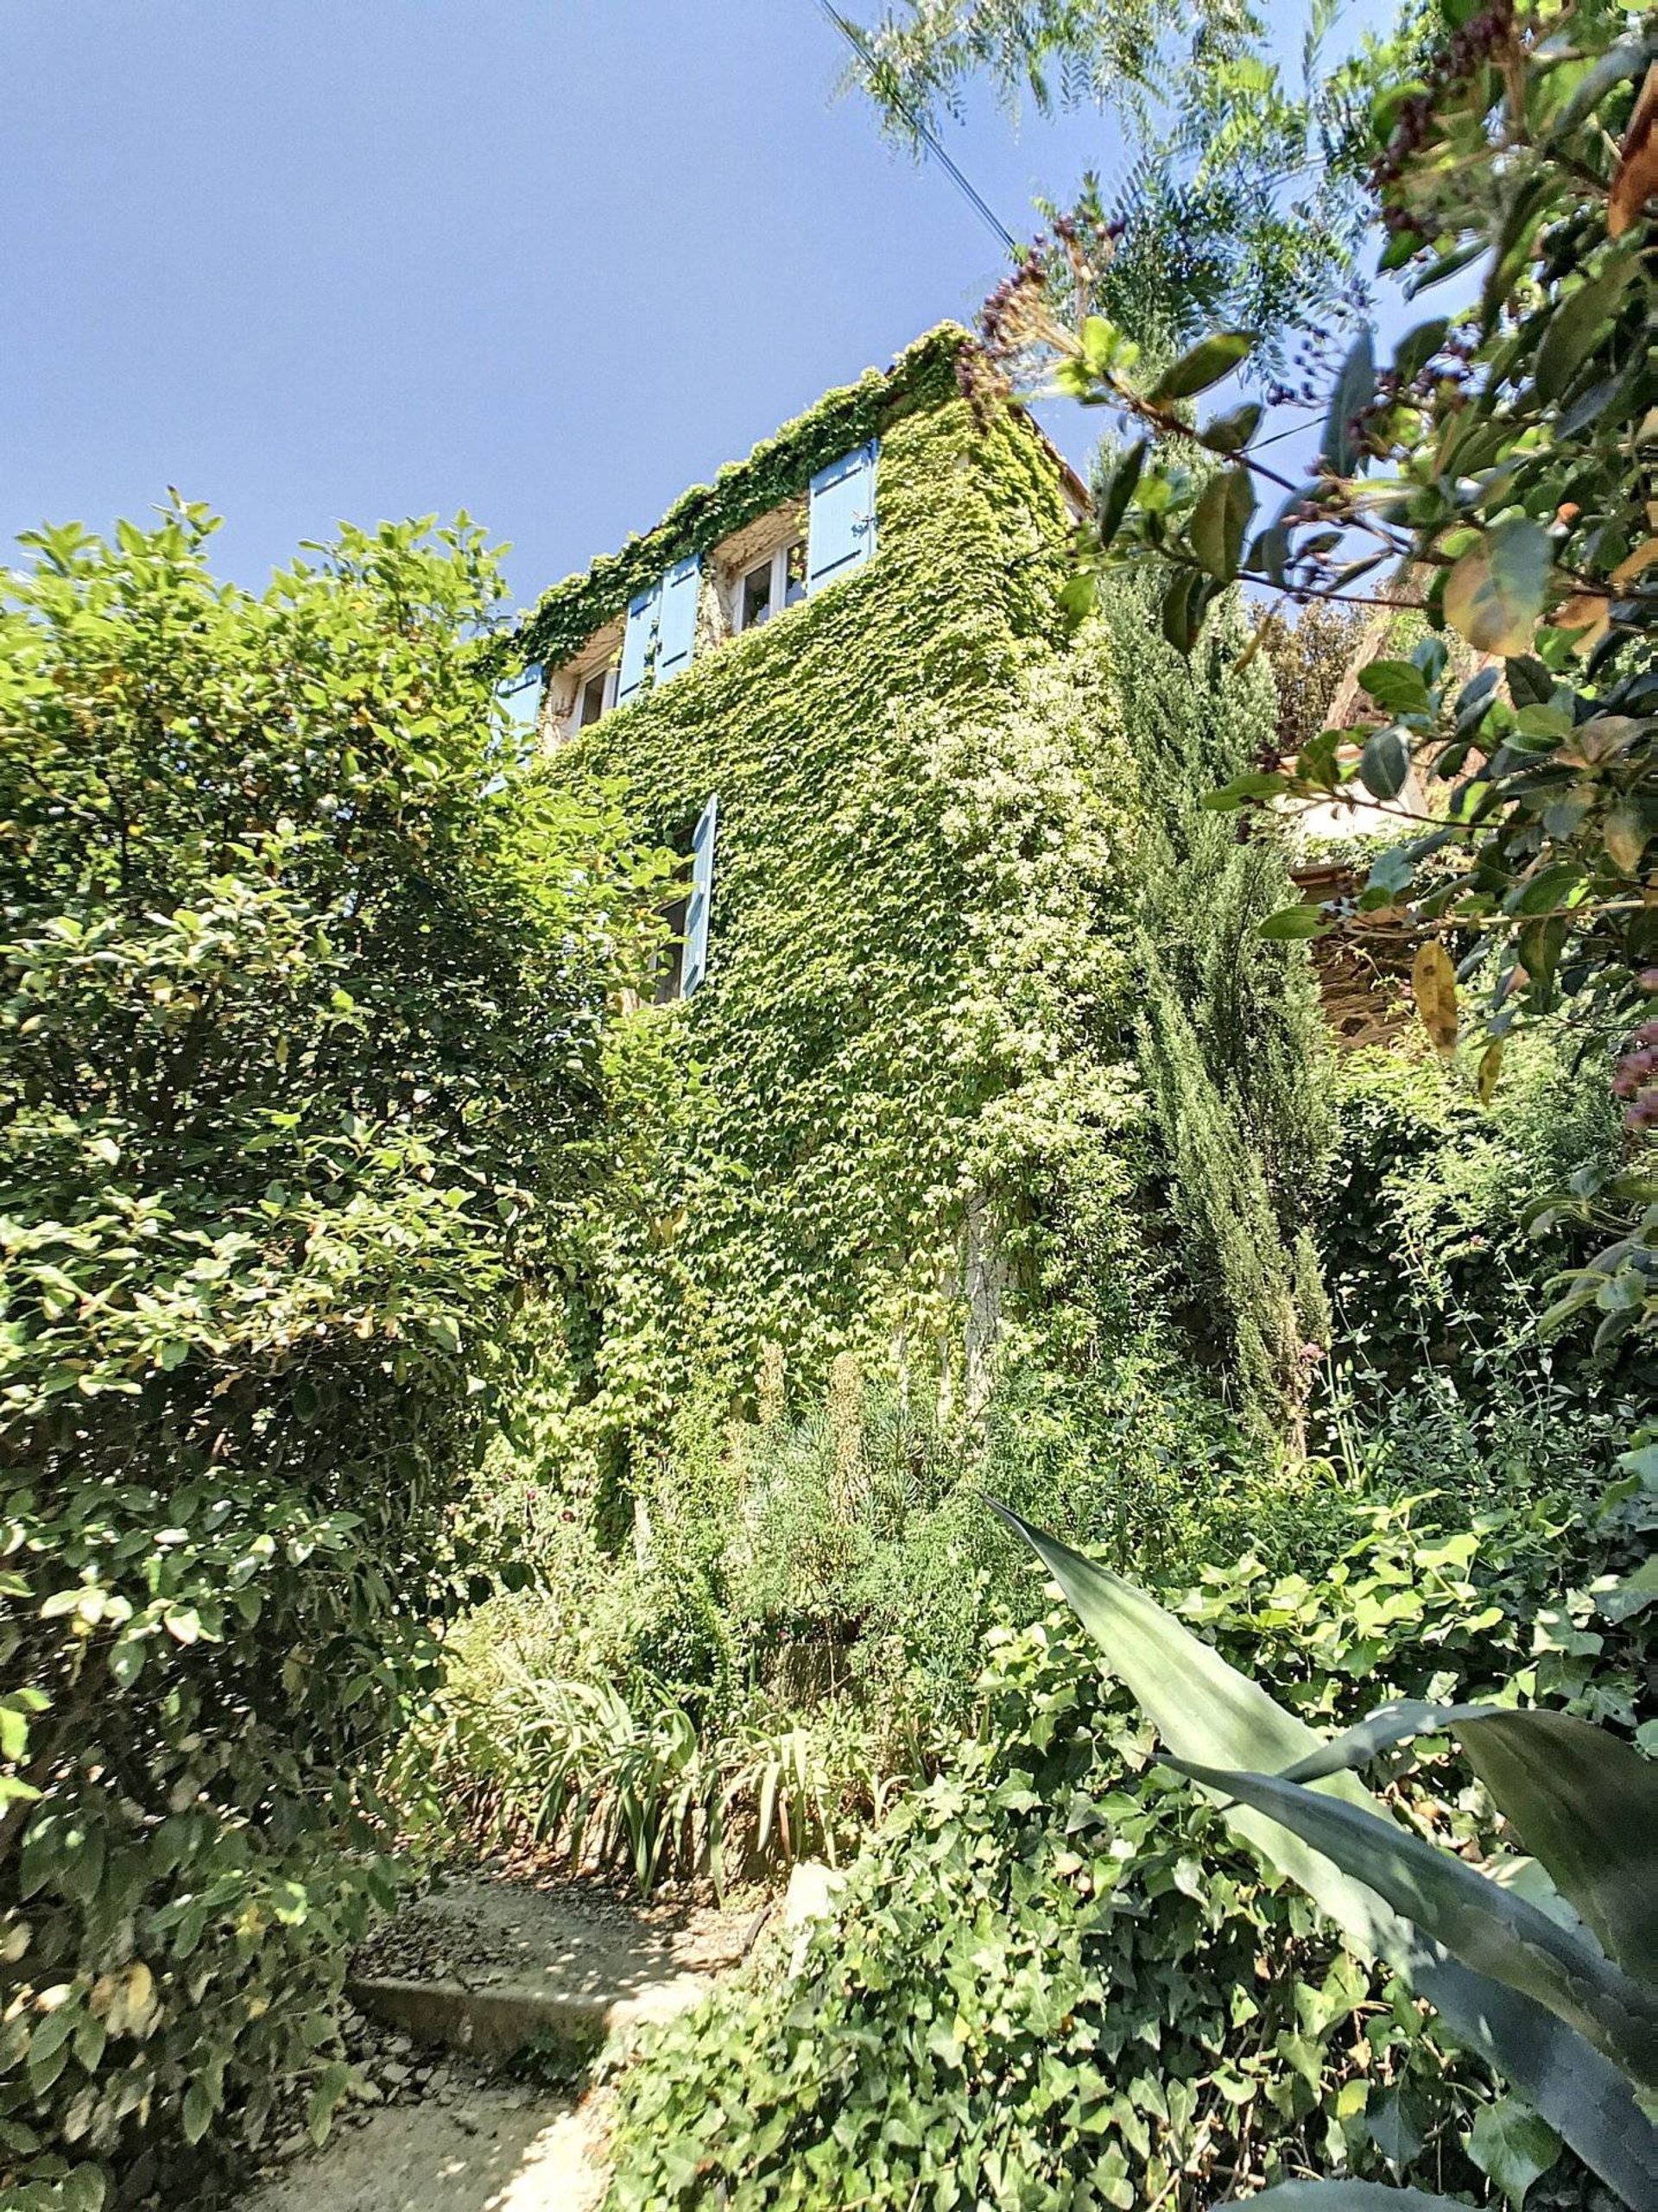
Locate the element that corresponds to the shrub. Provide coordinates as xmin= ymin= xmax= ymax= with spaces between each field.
xmin=0 ymin=505 xmax=646 ymax=2205
xmin=413 ymin=1587 xmax=900 ymax=1890
xmin=605 ymin=1476 xmax=1646 ymax=2211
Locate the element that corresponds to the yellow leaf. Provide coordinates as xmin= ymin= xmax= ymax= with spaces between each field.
xmin=1610 ymin=62 xmax=1658 ymax=238
xmin=1604 ymin=801 xmax=1648 ymax=874
xmin=1478 ymin=1037 xmax=1504 ymax=1106
xmin=1412 ymin=939 xmax=1459 ymax=1059
xmin=1443 ymin=521 xmax=1550 ymax=655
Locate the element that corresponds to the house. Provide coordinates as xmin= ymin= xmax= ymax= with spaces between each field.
xmin=515 ymin=324 xmax=1281 ymax=1454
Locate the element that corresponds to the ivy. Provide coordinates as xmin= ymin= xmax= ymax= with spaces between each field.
xmin=518 ymin=325 xmax=967 ymax=674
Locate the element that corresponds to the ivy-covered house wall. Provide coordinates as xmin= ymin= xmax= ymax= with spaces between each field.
xmin=522 ymin=325 xmax=1321 ymax=1479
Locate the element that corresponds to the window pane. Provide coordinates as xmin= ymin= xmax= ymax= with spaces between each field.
xmin=579 ymin=671 xmax=608 ymax=726
xmin=782 ymin=540 xmax=807 ymax=608
xmin=741 ymin=562 xmax=772 ymax=629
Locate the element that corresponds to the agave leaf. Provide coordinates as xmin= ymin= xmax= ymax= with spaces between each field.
xmin=1278 ymin=1701 xmax=1658 ymax=1981
xmin=990 ymin=1504 xmax=1658 ymax=2204
xmin=1168 ymin=1757 xmax=1658 ymax=2091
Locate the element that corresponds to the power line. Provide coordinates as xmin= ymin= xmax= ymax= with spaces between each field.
xmin=813 ymin=0 xmax=1022 ymax=259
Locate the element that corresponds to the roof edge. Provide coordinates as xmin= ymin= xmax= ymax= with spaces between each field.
xmin=518 ymin=323 xmax=971 ymax=671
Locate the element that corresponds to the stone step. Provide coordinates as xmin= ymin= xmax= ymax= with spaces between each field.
xmin=345 ymin=1964 xmax=710 ymax=2057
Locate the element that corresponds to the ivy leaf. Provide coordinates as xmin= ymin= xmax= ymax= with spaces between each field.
xmin=1466 ymin=2096 xmax=1562 ymax=2208
xmin=1444 ymin=520 xmax=1552 ymax=656
xmin=1149 ymin=332 xmax=1257 ymax=402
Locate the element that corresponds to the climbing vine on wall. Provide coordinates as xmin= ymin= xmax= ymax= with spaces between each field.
xmin=528 ymin=354 xmax=1326 ymax=1492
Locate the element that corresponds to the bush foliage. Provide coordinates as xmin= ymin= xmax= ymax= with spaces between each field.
xmin=605 ymin=1469 xmax=1648 ymax=2211
xmin=0 ymin=506 xmax=647 ymax=2206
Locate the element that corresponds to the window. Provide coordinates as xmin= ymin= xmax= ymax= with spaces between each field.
xmin=578 ymin=665 xmax=613 ymax=727
xmin=735 ymin=539 xmax=807 ymax=634
xmin=654 ymin=795 xmax=718 ymax=1002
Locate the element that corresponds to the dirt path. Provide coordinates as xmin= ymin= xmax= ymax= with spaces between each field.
xmin=241 ymin=2077 xmax=609 ymax=2212
xmin=235 ymin=1868 xmax=759 ymax=2212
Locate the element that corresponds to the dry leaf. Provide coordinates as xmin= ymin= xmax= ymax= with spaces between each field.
xmin=1605 ymin=800 xmax=1649 ymax=874
xmin=1611 ymin=537 xmax=1658 ymax=588
xmin=1551 ymin=591 xmax=1612 ymax=653
xmin=1609 ymin=61 xmax=1658 ymax=237
xmin=1412 ymin=939 xmax=1460 ymax=1059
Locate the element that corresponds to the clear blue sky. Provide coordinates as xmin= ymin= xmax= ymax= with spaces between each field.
xmin=3 ymin=2 xmax=1395 ymax=611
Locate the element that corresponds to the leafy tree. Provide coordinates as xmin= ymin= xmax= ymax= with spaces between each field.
xmin=845 ymin=0 xmax=1388 ymax=363
xmin=0 ymin=503 xmax=651 ymax=2205
xmin=959 ymin=0 xmax=1658 ymax=1349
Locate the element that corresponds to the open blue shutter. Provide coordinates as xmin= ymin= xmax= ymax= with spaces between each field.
xmin=680 ymin=793 xmax=718 ymax=997
xmin=807 ymin=441 xmax=878 ymax=593
xmin=654 ymin=554 xmax=700 ymax=685
xmin=617 ymin=581 xmax=660 ymax=705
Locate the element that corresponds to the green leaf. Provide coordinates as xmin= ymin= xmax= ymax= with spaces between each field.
xmin=987 ymin=1508 xmax=1658 ymax=2207
xmin=1357 ymin=660 xmax=1431 ymax=717
xmin=1322 ymin=330 xmax=1376 ymax=477
xmin=1534 ymin=260 xmax=1634 ymax=408
xmin=1258 ymin=905 xmax=1328 ymax=941
xmin=1160 ymin=570 xmax=1204 ymax=653
xmin=1545 ymin=33 xmax=1658 ymax=144
xmin=1357 ymin=728 xmax=1411 ymax=801
xmin=1094 ymin=441 xmax=1146 ymax=548
xmin=1444 ymin=519 xmax=1552 ymax=656
xmin=1189 ymin=469 xmax=1256 ymax=582
xmin=1466 ymin=2096 xmax=1562 ymax=2208
xmin=1164 ymin=1755 xmax=1658 ymax=2090
xmin=1149 ymin=331 xmax=1257 ymax=402
xmin=1365 ymin=2082 xmax=1427 ymax=2168
xmin=1391 ymin=316 xmax=1449 ymax=387
xmin=1197 ymin=401 xmax=1262 ymax=455
xmin=181 ymin=2081 xmax=214 ymax=2145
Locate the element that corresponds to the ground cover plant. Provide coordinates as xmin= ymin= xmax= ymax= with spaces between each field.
xmin=0 ymin=505 xmax=652 ymax=2209
xmin=604 ymin=1454 xmax=1650 ymax=2210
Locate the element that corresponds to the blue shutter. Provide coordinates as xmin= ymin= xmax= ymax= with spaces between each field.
xmin=680 ymin=793 xmax=718 ymax=997
xmin=654 ymin=554 xmax=701 ymax=685
xmin=617 ymin=581 xmax=659 ymax=705
xmin=807 ymin=441 xmax=878 ymax=593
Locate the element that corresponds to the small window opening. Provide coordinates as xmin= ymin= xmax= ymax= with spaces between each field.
xmin=736 ymin=540 xmax=808 ymax=635
xmin=579 ymin=665 xmax=613 ymax=727
xmin=741 ymin=560 xmax=773 ymax=631
xmin=655 ymin=884 xmax=690 ymax=1004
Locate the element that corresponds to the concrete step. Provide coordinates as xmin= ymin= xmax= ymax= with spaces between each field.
xmin=345 ymin=1962 xmax=709 ymax=2057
